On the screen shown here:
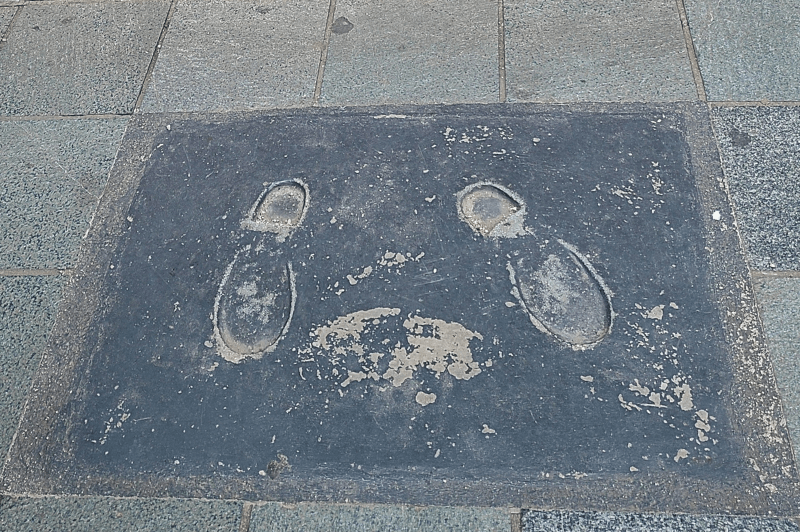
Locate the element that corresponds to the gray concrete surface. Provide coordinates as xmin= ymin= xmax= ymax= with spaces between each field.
xmin=684 ymin=0 xmax=800 ymax=102
xmin=0 ymin=276 xmax=61 ymax=460
xmin=320 ymin=0 xmax=498 ymax=106
xmin=755 ymin=277 xmax=800 ymax=454
xmin=251 ymin=502 xmax=509 ymax=532
xmin=0 ymin=118 xmax=128 ymax=269
xmin=0 ymin=496 xmax=242 ymax=532
xmin=522 ymin=510 xmax=799 ymax=531
xmin=711 ymin=107 xmax=800 ymax=271
xmin=141 ymin=0 xmax=328 ymax=113
xmin=503 ymin=0 xmax=697 ymax=102
xmin=0 ymin=1 xmax=168 ymax=116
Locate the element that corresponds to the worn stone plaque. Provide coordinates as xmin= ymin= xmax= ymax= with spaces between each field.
xmin=7 ymin=104 xmax=796 ymax=513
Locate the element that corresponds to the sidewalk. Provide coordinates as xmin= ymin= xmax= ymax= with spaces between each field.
xmin=1 ymin=0 xmax=799 ymax=530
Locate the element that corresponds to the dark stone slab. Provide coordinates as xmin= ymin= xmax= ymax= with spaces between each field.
xmin=5 ymin=104 xmax=796 ymax=514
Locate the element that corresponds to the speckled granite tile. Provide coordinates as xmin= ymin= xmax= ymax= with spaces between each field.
xmin=0 ymin=1 xmax=168 ymax=116
xmin=711 ymin=107 xmax=800 ymax=271
xmin=0 ymin=118 xmax=127 ymax=269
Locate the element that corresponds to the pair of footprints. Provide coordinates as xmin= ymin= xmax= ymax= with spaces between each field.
xmin=212 ymin=180 xmax=614 ymax=364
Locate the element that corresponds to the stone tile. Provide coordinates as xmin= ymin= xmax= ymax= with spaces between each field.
xmin=711 ymin=107 xmax=800 ymax=271
xmin=504 ymin=0 xmax=696 ymax=102
xmin=251 ymin=502 xmax=508 ymax=532
xmin=0 ymin=118 xmax=128 ymax=269
xmin=0 ymin=1 xmax=168 ymax=116
xmin=754 ymin=277 xmax=800 ymax=453
xmin=0 ymin=7 xmax=15 ymax=33
xmin=0 ymin=496 xmax=242 ymax=532
xmin=140 ymin=0 xmax=327 ymax=113
xmin=522 ymin=510 xmax=799 ymax=531
xmin=320 ymin=0 xmax=498 ymax=106
xmin=684 ymin=0 xmax=800 ymax=102
xmin=0 ymin=276 xmax=62 ymax=459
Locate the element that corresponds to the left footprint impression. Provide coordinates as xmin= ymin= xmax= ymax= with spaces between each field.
xmin=212 ymin=180 xmax=309 ymax=364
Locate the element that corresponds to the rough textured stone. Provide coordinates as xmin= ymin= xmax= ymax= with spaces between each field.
xmin=0 ymin=1 xmax=169 ymax=116
xmin=0 ymin=276 xmax=62 ymax=459
xmin=0 ymin=496 xmax=242 ymax=532
xmin=684 ymin=0 xmax=800 ymax=101
xmin=320 ymin=0 xmax=498 ymax=105
xmin=711 ymin=107 xmax=800 ymax=271
xmin=504 ymin=0 xmax=697 ymax=102
xmin=141 ymin=0 xmax=328 ymax=113
xmin=522 ymin=510 xmax=799 ymax=531
xmin=251 ymin=502 xmax=508 ymax=532
xmin=0 ymin=118 xmax=127 ymax=269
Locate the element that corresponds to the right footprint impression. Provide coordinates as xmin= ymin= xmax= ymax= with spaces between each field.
xmin=457 ymin=182 xmax=613 ymax=349
xmin=212 ymin=180 xmax=309 ymax=363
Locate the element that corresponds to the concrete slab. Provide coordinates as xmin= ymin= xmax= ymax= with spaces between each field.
xmin=6 ymin=104 xmax=796 ymax=514
xmin=251 ymin=502 xmax=508 ymax=532
xmin=0 ymin=1 xmax=168 ymax=116
xmin=754 ymin=277 xmax=800 ymax=455
xmin=0 ymin=118 xmax=128 ymax=269
xmin=711 ymin=107 xmax=800 ymax=271
xmin=684 ymin=0 xmax=800 ymax=102
xmin=320 ymin=0 xmax=498 ymax=106
xmin=140 ymin=0 xmax=327 ymax=113
xmin=0 ymin=496 xmax=242 ymax=532
xmin=522 ymin=510 xmax=799 ymax=532
xmin=0 ymin=276 xmax=61 ymax=460
xmin=503 ymin=0 xmax=696 ymax=103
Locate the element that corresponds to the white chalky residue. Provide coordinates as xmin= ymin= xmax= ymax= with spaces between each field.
xmin=481 ymin=424 xmax=496 ymax=434
xmin=675 ymin=383 xmax=694 ymax=411
xmin=415 ymin=391 xmax=437 ymax=406
xmin=646 ymin=305 xmax=665 ymax=320
xmin=308 ymin=308 xmax=484 ymax=390
xmin=674 ymin=448 xmax=689 ymax=462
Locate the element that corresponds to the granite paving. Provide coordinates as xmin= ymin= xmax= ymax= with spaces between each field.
xmin=684 ymin=0 xmax=800 ymax=102
xmin=0 ymin=276 xmax=62 ymax=460
xmin=320 ymin=0 xmax=498 ymax=105
xmin=711 ymin=106 xmax=800 ymax=271
xmin=0 ymin=496 xmax=242 ymax=532
xmin=0 ymin=118 xmax=128 ymax=269
xmin=141 ymin=0 xmax=328 ymax=113
xmin=0 ymin=1 xmax=168 ymax=116
xmin=503 ymin=0 xmax=697 ymax=102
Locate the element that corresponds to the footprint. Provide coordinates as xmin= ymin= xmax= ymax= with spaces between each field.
xmin=457 ymin=182 xmax=613 ymax=349
xmin=212 ymin=180 xmax=308 ymax=363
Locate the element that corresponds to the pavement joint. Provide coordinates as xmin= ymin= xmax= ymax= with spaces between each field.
xmin=497 ymin=0 xmax=506 ymax=103
xmin=313 ymin=0 xmax=337 ymax=105
xmin=133 ymin=0 xmax=178 ymax=114
xmin=238 ymin=502 xmax=253 ymax=532
xmin=674 ymin=0 xmax=706 ymax=102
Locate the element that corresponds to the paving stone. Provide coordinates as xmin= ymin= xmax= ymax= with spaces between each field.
xmin=684 ymin=0 xmax=800 ymax=102
xmin=0 ymin=1 xmax=168 ymax=116
xmin=0 ymin=118 xmax=128 ymax=269
xmin=0 ymin=276 xmax=62 ymax=459
xmin=251 ymin=502 xmax=508 ymax=532
xmin=140 ymin=0 xmax=327 ymax=113
xmin=7 ymin=105 xmax=794 ymax=513
xmin=0 ymin=496 xmax=242 ymax=532
xmin=522 ymin=510 xmax=799 ymax=532
xmin=503 ymin=0 xmax=696 ymax=102
xmin=711 ymin=107 xmax=800 ymax=271
xmin=0 ymin=7 xmax=14 ymax=33
xmin=320 ymin=0 xmax=498 ymax=106
xmin=754 ymin=277 xmax=800 ymax=453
